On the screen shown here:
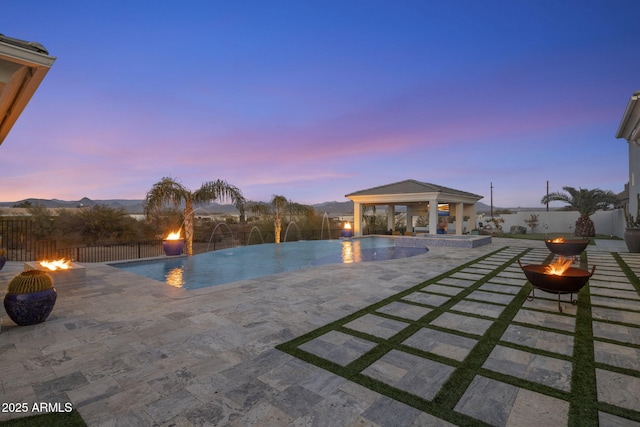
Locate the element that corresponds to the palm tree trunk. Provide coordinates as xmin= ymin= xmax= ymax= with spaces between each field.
xmin=575 ymin=216 xmax=595 ymax=237
xmin=184 ymin=199 xmax=195 ymax=255
xmin=274 ymin=213 xmax=281 ymax=244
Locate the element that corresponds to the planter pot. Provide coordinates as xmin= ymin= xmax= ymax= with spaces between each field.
xmin=4 ymin=288 xmax=57 ymax=326
xmin=624 ymin=228 xmax=640 ymax=253
xmin=163 ymin=239 xmax=185 ymax=256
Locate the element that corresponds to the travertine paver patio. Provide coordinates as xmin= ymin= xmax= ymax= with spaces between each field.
xmin=0 ymin=237 xmax=639 ymax=426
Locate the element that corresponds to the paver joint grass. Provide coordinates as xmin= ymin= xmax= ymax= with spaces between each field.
xmin=278 ymin=247 xmax=640 ymax=426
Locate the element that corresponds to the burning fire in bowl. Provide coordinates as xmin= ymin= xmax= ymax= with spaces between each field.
xmin=162 ymin=231 xmax=185 ymax=256
xmin=342 ymin=222 xmax=353 ymax=238
xmin=544 ymin=237 xmax=589 ymax=257
xmin=518 ymin=257 xmax=595 ymax=313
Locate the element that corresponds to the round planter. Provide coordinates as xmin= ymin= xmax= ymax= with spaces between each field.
xmin=163 ymin=239 xmax=185 ymax=256
xmin=4 ymin=288 xmax=57 ymax=326
xmin=624 ymin=228 xmax=640 ymax=253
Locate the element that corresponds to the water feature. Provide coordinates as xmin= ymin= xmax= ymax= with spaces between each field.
xmin=283 ymin=221 xmax=301 ymax=242
xmin=320 ymin=212 xmax=331 ymax=240
xmin=246 ymin=226 xmax=265 ymax=245
xmin=113 ymin=237 xmax=428 ymax=290
xmin=207 ymin=222 xmax=235 ymax=251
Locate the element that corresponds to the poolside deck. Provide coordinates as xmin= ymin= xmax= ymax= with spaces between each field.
xmin=1 ymin=238 xmax=639 ymax=426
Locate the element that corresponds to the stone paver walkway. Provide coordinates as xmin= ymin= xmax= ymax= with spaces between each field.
xmin=0 ymin=238 xmax=639 ymax=426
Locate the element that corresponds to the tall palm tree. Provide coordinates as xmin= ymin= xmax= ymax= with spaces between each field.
xmin=144 ymin=177 xmax=244 ymax=255
xmin=246 ymin=195 xmax=313 ymax=243
xmin=540 ymin=186 xmax=618 ymax=237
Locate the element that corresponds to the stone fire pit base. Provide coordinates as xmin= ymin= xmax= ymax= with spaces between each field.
xmin=23 ymin=262 xmax=86 ymax=286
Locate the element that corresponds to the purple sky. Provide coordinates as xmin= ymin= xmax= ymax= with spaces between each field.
xmin=1 ymin=1 xmax=637 ymax=208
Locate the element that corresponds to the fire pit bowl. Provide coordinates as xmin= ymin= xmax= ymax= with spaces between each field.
xmin=544 ymin=239 xmax=589 ymax=257
xmin=518 ymin=259 xmax=595 ymax=312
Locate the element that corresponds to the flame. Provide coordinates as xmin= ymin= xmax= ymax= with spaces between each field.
xmin=544 ymin=257 xmax=573 ymax=275
xmin=165 ymin=231 xmax=181 ymax=240
xmin=344 ymin=222 xmax=352 ymax=230
xmin=550 ymin=237 xmax=565 ymax=243
xmin=39 ymin=259 xmax=71 ymax=271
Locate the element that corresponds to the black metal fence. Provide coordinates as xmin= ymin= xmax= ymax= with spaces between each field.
xmin=0 ymin=219 xmax=164 ymax=262
xmin=1 ymin=219 xmax=347 ymax=262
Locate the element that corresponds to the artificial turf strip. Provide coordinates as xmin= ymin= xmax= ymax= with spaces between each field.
xmin=278 ymin=246 xmax=537 ymax=426
xmin=276 ymin=246 xmax=510 ymax=350
xmin=592 ymin=252 xmax=640 ymax=423
xmin=278 ymin=247 xmax=640 ymax=426
xmin=0 ymin=410 xmax=86 ymax=426
xmin=568 ymin=262 xmax=598 ymax=426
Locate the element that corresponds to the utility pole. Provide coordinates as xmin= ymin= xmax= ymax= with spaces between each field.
xmin=546 ymin=181 xmax=549 ymax=212
xmin=490 ymin=182 xmax=494 ymax=218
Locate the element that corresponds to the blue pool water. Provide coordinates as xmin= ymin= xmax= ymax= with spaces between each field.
xmin=112 ymin=237 xmax=427 ymax=290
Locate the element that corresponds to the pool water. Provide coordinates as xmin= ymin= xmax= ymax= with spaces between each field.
xmin=112 ymin=237 xmax=427 ymax=290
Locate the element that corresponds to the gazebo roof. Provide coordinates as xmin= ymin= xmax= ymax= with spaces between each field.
xmin=345 ymin=179 xmax=483 ymax=203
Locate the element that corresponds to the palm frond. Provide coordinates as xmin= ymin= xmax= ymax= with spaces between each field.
xmin=193 ymin=179 xmax=243 ymax=204
xmin=540 ymin=186 xmax=618 ymax=218
xmin=144 ymin=177 xmax=189 ymax=216
xmin=246 ymin=201 xmax=273 ymax=216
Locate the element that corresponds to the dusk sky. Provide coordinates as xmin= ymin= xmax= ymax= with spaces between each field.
xmin=2 ymin=1 xmax=639 ymax=208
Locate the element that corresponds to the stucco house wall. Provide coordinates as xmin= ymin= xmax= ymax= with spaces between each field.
xmin=495 ymin=209 xmax=625 ymax=238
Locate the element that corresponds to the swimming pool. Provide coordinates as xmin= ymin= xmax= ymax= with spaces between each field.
xmin=112 ymin=237 xmax=427 ymax=290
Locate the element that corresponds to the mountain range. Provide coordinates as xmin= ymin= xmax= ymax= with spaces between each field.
xmin=0 ymin=197 xmax=357 ymax=216
xmin=0 ymin=198 xmax=498 ymax=216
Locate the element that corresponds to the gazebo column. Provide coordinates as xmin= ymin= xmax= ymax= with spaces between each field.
xmin=428 ymin=198 xmax=438 ymax=235
xmin=353 ymin=202 xmax=363 ymax=237
xmin=454 ymin=203 xmax=464 ymax=235
xmin=464 ymin=203 xmax=477 ymax=231
xmin=387 ymin=204 xmax=395 ymax=233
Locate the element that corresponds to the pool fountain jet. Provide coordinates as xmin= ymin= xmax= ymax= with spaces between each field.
xmin=207 ymin=223 xmax=236 ymax=251
xmin=320 ymin=212 xmax=331 ymax=240
xmin=283 ymin=222 xmax=301 ymax=242
xmin=247 ymin=226 xmax=265 ymax=245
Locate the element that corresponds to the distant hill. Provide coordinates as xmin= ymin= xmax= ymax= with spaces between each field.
xmin=0 ymin=198 xmax=355 ymax=216
xmin=0 ymin=198 xmax=547 ymax=216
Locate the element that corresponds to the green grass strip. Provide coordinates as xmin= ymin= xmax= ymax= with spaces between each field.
xmin=432 ymin=249 xmax=535 ymax=409
xmin=612 ymin=252 xmax=640 ymax=294
xmin=278 ymin=246 xmax=535 ymax=426
xmin=568 ymin=255 xmax=597 ymax=426
xmin=276 ymin=246 xmax=510 ymax=351
xmin=0 ymin=410 xmax=86 ymax=427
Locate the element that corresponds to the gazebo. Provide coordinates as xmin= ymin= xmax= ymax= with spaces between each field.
xmin=345 ymin=179 xmax=484 ymax=237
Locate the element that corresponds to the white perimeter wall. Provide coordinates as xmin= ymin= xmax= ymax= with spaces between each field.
xmin=494 ymin=209 xmax=626 ymax=238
